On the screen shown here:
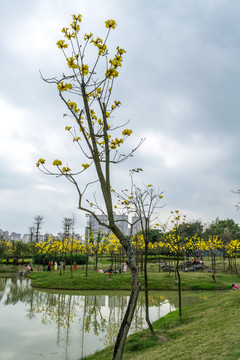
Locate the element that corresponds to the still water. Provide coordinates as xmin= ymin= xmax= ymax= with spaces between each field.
xmin=0 ymin=277 xmax=215 ymax=360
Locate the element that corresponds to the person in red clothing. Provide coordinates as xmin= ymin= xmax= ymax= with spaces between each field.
xmin=63 ymin=261 xmax=66 ymax=271
xmin=47 ymin=261 xmax=51 ymax=271
xmin=232 ymin=284 xmax=238 ymax=291
xmin=212 ymin=273 xmax=216 ymax=283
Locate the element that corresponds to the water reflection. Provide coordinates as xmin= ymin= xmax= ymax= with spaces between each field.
xmin=0 ymin=278 xmax=214 ymax=360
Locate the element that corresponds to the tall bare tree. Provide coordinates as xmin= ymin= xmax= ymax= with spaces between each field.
xmin=34 ymin=215 xmax=44 ymax=243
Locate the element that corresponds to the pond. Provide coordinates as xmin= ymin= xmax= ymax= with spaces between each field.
xmin=0 ymin=277 xmax=217 ymax=360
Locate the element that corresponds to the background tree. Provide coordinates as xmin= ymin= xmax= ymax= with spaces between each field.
xmin=0 ymin=239 xmax=10 ymax=264
xmin=62 ymin=217 xmax=74 ymax=276
xmin=89 ymin=230 xmax=108 ymax=270
xmin=204 ymin=218 xmax=240 ymax=243
xmin=34 ymin=215 xmax=44 ymax=243
xmin=113 ymin=170 xmax=164 ymax=335
xmin=178 ymin=220 xmax=204 ymax=239
xmin=37 ymin=14 xmax=143 ymax=359
xmin=29 ymin=226 xmax=35 ymax=243
xmin=165 ymin=211 xmax=187 ymax=320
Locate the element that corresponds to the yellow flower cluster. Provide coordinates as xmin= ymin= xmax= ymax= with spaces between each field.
xmin=73 ymin=137 xmax=81 ymax=142
xmin=67 ymin=56 xmax=79 ymax=69
xmin=65 ymin=126 xmax=72 ymax=131
xmin=61 ymin=27 xmax=76 ymax=40
xmin=70 ymin=21 xmax=80 ymax=33
xmin=67 ymin=100 xmax=80 ymax=113
xmin=80 ymin=64 xmax=89 ymax=76
xmin=57 ymin=82 xmax=73 ymax=92
xmin=36 ymin=158 xmax=46 ymax=167
xmin=88 ymin=87 xmax=102 ymax=99
xmin=72 ymin=14 xmax=82 ymax=22
xmin=52 ymin=159 xmax=62 ymax=166
xmin=105 ymin=68 xmax=119 ymax=79
xmin=62 ymin=166 xmax=71 ymax=173
xmin=56 ymin=40 xmax=68 ymax=49
xmin=109 ymin=137 xmax=123 ymax=149
xmin=122 ymin=129 xmax=132 ymax=136
xmin=81 ymin=163 xmax=90 ymax=170
xmin=105 ymin=19 xmax=117 ymax=29
xmin=111 ymin=100 xmax=121 ymax=110
xmin=91 ymin=36 xmax=108 ymax=56
xmin=84 ymin=32 xmax=93 ymax=41
xmin=105 ymin=47 xmax=126 ymax=79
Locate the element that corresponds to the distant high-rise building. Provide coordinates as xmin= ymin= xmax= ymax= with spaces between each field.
xmin=131 ymin=216 xmax=146 ymax=235
xmin=9 ymin=232 xmax=21 ymax=241
xmin=85 ymin=213 xmax=129 ymax=239
xmin=0 ymin=229 xmax=10 ymax=239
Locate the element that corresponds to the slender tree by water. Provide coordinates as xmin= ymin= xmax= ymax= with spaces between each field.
xmin=36 ymin=14 xmax=144 ymax=359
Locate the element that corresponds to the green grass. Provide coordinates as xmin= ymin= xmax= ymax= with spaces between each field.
xmin=83 ymin=290 xmax=240 ymax=360
xmin=26 ymin=268 xmax=240 ymax=291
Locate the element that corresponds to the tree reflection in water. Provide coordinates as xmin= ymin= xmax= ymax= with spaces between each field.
xmin=0 ymin=278 xmax=210 ymax=360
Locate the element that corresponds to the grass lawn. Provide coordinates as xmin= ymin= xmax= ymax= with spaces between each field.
xmin=24 ymin=267 xmax=240 ymax=291
xmin=83 ymin=289 xmax=240 ymax=360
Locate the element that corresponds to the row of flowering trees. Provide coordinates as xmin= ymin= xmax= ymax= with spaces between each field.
xmin=1 ymin=232 xmax=240 ymax=270
xmin=1 ymin=231 xmax=240 ymax=270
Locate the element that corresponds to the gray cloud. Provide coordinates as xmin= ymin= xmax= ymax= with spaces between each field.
xmin=1 ymin=0 xmax=240 ymax=236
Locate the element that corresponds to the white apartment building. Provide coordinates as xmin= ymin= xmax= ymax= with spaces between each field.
xmin=85 ymin=213 xmax=143 ymax=239
xmin=85 ymin=213 xmax=129 ymax=239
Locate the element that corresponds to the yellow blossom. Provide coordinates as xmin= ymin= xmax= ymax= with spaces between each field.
xmin=84 ymin=33 xmax=93 ymax=40
xmin=67 ymin=57 xmax=78 ymax=69
xmin=72 ymin=14 xmax=82 ymax=22
xmin=52 ymin=159 xmax=62 ymax=166
xmin=105 ymin=19 xmax=117 ymax=29
xmin=73 ymin=137 xmax=81 ymax=142
xmin=67 ymin=100 xmax=80 ymax=113
xmin=122 ymin=129 xmax=132 ymax=136
xmin=80 ymin=64 xmax=89 ymax=75
xmin=70 ymin=21 xmax=80 ymax=32
xmin=62 ymin=166 xmax=71 ymax=173
xmin=36 ymin=158 xmax=46 ymax=167
xmin=56 ymin=40 xmax=68 ymax=49
xmin=82 ymin=163 xmax=90 ymax=170
xmin=57 ymin=82 xmax=73 ymax=92
xmin=105 ymin=68 xmax=119 ymax=79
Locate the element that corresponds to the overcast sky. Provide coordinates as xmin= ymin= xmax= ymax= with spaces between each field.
xmin=1 ymin=0 xmax=240 ymax=237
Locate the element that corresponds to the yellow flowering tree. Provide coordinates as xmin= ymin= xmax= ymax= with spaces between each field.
xmin=225 ymin=239 xmax=240 ymax=274
xmin=205 ymin=235 xmax=223 ymax=271
xmin=105 ymin=233 xmax=121 ymax=270
xmin=0 ymin=239 xmax=11 ymax=264
xmin=36 ymin=15 xmax=144 ymax=357
xmin=164 ymin=211 xmax=187 ymax=320
xmin=88 ymin=230 xmax=107 ymax=270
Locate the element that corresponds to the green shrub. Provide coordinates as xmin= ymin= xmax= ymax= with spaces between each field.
xmin=33 ymin=253 xmax=88 ymax=265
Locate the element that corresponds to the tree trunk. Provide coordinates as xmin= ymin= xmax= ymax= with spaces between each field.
xmin=144 ymin=242 xmax=155 ymax=335
xmin=113 ymin=269 xmax=141 ymax=359
xmin=111 ymin=225 xmax=141 ymax=360
xmin=85 ymin=255 xmax=88 ymax=277
xmin=176 ymin=252 xmax=182 ymax=320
